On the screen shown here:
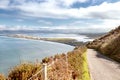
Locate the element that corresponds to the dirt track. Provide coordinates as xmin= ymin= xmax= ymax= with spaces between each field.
xmin=87 ymin=49 xmax=120 ymax=80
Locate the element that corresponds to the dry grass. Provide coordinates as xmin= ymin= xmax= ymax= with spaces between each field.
xmin=8 ymin=63 xmax=42 ymax=80
xmin=0 ymin=74 xmax=5 ymax=80
xmin=0 ymin=46 xmax=90 ymax=80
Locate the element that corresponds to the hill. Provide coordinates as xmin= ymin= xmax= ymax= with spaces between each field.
xmin=87 ymin=26 xmax=120 ymax=62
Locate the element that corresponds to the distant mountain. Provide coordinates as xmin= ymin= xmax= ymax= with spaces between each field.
xmin=0 ymin=29 xmax=106 ymax=35
xmin=87 ymin=26 xmax=120 ymax=62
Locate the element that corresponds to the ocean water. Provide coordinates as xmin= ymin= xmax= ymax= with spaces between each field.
xmin=0 ymin=36 xmax=74 ymax=75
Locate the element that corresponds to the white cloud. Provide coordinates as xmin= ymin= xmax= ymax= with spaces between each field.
xmin=38 ymin=20 xmax=53 ymax=25
xmin=14 ymin=1 xmax=120 ymax=20
xmin=0 ymin=25 xmax=7 ymax=30
xmin=16 ymin=19 xmax=24 ymax=22
xmin=69 ymin=19 xmax=120 ymax=32
xmin=0 ymin=21 xmax=119 ymax=33
xmin=0 ymin=0 xmax=10 ymax=9
xmin=91 ymin=19 xmax=120 ymax=31
xmin=0 ymin=0 xmax=120 ymax=32
xmin=0 ymin=24 xmax=36 ymax=30
xmin=83 ymin=2 xmax=120 ymax=19
xmin=0 ymin=0 xmax=120 ymax=19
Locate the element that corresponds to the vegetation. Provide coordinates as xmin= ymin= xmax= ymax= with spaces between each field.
xmin=0 ymin=46 xmax=90 ymax=80
xmin=8 ymin=63 xmax=42 ymax=80
xmin=82 ymin=52 xmax=90 ymax=80
xmin=41 ymin=38 xmax=86 ymax=46
xmin=87 ymin=26 xmax=120 ymax=62
xmin=0 ymin=74 xmax=5 ymax=80
xmin=68 ymin=46 xmax=90 ymax=80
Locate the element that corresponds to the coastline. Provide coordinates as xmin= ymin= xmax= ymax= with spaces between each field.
xmin=0 ymin=36 xmax=74 ymax=75
xmin=7 ymin=34 xmax=87 ymax=46
xmin=0 ymin=35 xmax=90 ymax=79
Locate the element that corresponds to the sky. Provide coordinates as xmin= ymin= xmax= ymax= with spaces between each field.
xmin=0 ymin=0 xmax=120 ymax=33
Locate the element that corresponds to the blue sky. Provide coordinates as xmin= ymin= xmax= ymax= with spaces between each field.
xmin=0 ymin=0 xmax=120 ymax=33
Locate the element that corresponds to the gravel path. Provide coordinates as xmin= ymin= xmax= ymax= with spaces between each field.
xmin=87 ymin=49 xmax=120 ymax=80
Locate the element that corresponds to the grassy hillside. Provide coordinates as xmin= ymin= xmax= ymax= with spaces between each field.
xmin=0 ymin=46 xmax=90 ymax=80
xmin=87 ymin=26 xmax=120 ymax=62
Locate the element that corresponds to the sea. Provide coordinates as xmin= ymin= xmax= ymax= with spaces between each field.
xmin=0 ymin=36 xmax=74 ymax=75
xmin=0 ymin=32 xmax=93 ymax=75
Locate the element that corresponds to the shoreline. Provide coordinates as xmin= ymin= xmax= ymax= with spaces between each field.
xmin=7 ymin=34 xmax=87 ymax=46
xmin=0 ymin=35 xmax=74 ymax=76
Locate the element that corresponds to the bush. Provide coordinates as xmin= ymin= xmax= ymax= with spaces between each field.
xmin=0 ymin=74 xmax=5 ymax=80
xmin=8 ymin=63 xmax=42 ymax=80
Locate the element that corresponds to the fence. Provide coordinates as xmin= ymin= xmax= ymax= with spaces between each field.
xmin=28 ymin=59 xmax=58 ymax=80
xmin=27 ymin=54 xmax=73 ymax=80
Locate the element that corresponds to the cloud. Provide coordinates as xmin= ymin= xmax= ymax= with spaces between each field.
xmin=38 ymin=20 xmax=53 ymax=25
xmin=68 ymin=18 xmax=120 ymax=32
xmin=0 ymin=25 xmax=7 ymax=30
xmin=16 ymin=1 xmax=120 ymax=20
xmin=0 ymin=0 xmax=120 ymax=19
xmin=57 ymin=0 xmax=88 ymax=7
xmin=0 ymin=24 xmax=36 ymax=30
xmin=0 ymin=0 xmax=10 ymax=9
xmin=84 ymin=2 xmax=120 ymax=19
xmin=16 ymin=19 xmax=24 ymax=22
xmin=0 ymin=0 xmax=120 ymax=33
xmin=0 ymin=20 xmax=119 ymax=33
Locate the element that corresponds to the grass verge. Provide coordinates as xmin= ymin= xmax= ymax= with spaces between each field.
xmin=82 ymin=52 xmax=91 ymax=80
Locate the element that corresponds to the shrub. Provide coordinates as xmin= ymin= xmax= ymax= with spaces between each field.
xmin=0 ymin=74 xmax=5 ymax=80
xmin=8 ymin=63 xmax=42 ymax=80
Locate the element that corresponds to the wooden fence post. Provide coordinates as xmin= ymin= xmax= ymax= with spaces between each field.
xmin=43 ymin=63 xmax=47 ymax=80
